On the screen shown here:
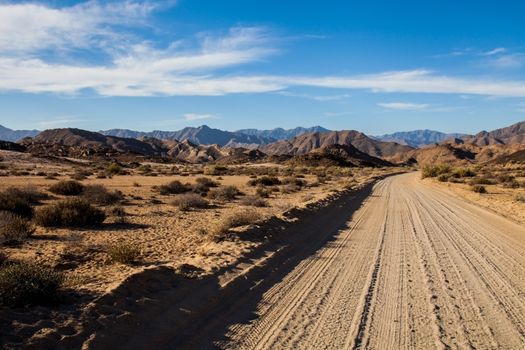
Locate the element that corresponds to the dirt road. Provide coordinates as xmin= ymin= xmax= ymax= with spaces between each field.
xmin=216 ymin=172 xmax=525 ymax=349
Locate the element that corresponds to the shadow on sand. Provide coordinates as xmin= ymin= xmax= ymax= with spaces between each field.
xmin=57 ymin=179 xmax=381 ymax=350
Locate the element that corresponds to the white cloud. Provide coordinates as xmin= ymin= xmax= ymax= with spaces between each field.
xmin=378 ymin=102 xmax=430 ymax=111
xmin=182 ymin=113 xmax=217 ymax=121
xmin=277 ymin=91 xmax=351 ymax=101
xmin=0 ymin=1 xmax=165 ymax=54
xmin=481 ymin=47 xmax=507 ymax=56
xmin=487 ymin=54 xmax=525 ymax=69
xmin=38 ymin=117 xmax=82 ymax=127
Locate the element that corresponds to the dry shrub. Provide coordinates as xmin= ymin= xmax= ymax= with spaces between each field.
xmin=248 ymin=175 xmax=281 ymax=187
xmin=0 ymin=190 xmax=34 ymax=218
xmin=282 ymin=176 xmax=307 ymax=188
xmin=241 ymin=196 xmax=268 ymax=207
xmin=0 ymin=262 xmax=63 ymax=307
xmin=209 ymin=210 xmax=262 ymax=241
xmin=3 ymin=186 xmax=48 ymax=204
xmin=0 ymin=211 xmax=34 ymax=245
xmin=256 ymin=187 xmax=272 ymax=198
xmin=35 ymin=199 xmax=105 ymax=227
xmin=192 ymin=177 xmax=220 ymax=194
xmin=49 ymin=180 xmax=84 ymax=196
xmin=208 ymin=185 xmax=241 ymax=201
xmin=82 ymin=184 xmax=123 ymax=205
xmin=108 ymin=205 xmax=127 ymax=223
xmin=156 ymin=180 xmax=191 ymax=195
xmin=107 ymin=242 xmax=140 ymax=264
xmin=471 ymin=185 xmax=487 ymax=194
xmin=170 ymin=193 xmax=209 ymax=211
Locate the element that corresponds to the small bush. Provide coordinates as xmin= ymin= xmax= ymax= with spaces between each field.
xmin=107 ymin=242 xmax=140 ymax=264
xmin=282 ymin=177 xmax=307 ymax=188
xmin=437 ymin=174 xmax=449 ymax=182
xmin=469 ymin=177 xmax=495 ymax=185
xmin=49 ymin=180 xmax=84 ymax=196
xmin=502 ymin=180 xmax=520 ymax=189
xmin=248 ymin=176 xmax=281 ymax=187
xmin=195 ymin=177 xmax=219 ymax=188
xmin=0 ymin=262 xmax=63 ymax=307
xmin=106 ymin=163 xmax=122 ymax=175
xmin=452 ymin=168 xmax=476 ymax=178
xmin=0 ymin=211 xmax=34 ymax=245
xmin=471 ymin=185 xmax=487 ymax=194
xmin=515 ymin=194 xmax=525 ymax=203
xmin=421 ymin=164 xmax=451 ymax=179
xmin=156 ymin=180 xmax=191 ymax=195
xmin=0 ymin=252 xmax=6 ymax=266
xmin=35 ymin=199 xmax=105 ymax=227
xmin=82 ymin=184 xmax=123 ymax=205
xmin=108 ymin=205 xmax=127 ymax=224
xmin=256 ymin=187 xmax=272 ymax=198
xmin=3 ymin=186 xmax=48 ymax=204
xmin=0 ymin=191 xmax=33 ymax=218
xmin=208 ymin=185 xmax=241 ymax=201
xmin=209 ymin=210 xmax=262 ymax=240
xmin=170 ymin=194 xmax=209 ymax=211
xmin=241 ymin=196 xmax=268 ymax=207
xmin=204 ymin=165 xmax=228 ymax=176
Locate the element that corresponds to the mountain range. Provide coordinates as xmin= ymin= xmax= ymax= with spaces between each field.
xmin=1 ymin=121 xmax=524 ymax=166
xmin=374 ymin=130 xmax=466 ymax=148
xmin=0 ymin=124 xmax=39 ymax=142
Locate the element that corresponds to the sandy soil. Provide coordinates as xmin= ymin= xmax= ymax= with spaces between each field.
xmin=181 ymin=172 xmax=525 ymax=349
xmin=429 ymin=177 xmax=525 ymax=225
xmin=1 ymin=151 xmax=402 ymax=348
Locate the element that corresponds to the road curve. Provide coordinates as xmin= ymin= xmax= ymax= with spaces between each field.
xmin=218 ymin=172 xmax=525 ymax=350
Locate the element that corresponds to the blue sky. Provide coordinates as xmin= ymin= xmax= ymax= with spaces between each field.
xmin=0 ymin=0 xmax=524 ymax=134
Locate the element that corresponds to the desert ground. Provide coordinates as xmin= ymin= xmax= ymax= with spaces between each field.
xmin=0 ymin=149 xmax=401 ymax=348
xmin=1 ymin=150 xmax=525 ymax=349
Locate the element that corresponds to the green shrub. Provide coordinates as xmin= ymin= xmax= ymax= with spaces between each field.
xmin=452 ymin=168 xmax=476 ymax=178
xmin=471 ymin=185 xmax=487 ymax=194
xmin=0 ymin=262 xmax=63 ymax=307
xmin=204 ymin=165 xmax=228 ymax=176
xmin=107 ymin=242 xmax=140 ymax=264
xmin=106 ymin=163 xmax=122 ymax=175
xmin=421 ymin=164 xmax=451 ymax=179
xmin=49 ymin=180 xmax=84 ymax=196
xmin=0 ymin=211 xmax=34 ymax=245
xmin=437 ymin=174 xmax=449 ymax=182
xmin=170 ymin=194 xmax=209 ymax=211
xmin=35 ymin=199 xmax=105 ymax=227
xmin=82 ymin=184 xmax=123 ymax=205
xmin=208 ymin=185 xmax=241 ymax=201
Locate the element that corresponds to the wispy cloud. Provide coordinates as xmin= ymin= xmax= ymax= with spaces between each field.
xmin=182 ymin=113 xmax=217 ymax=121
xmin=378 ymin=102 xmax=430 ymax=111
xmin=277 ymin=91 xmax=351 ymax=101
xmin=323 ymin=111 xmax=352 ymax=117
xmin=481 ymin=47 xmax=507 ymax=56
xmin=486 ymin=53 xmax=525 ymax=69
xmin=38 ymin=117 xmax=82 ymax=127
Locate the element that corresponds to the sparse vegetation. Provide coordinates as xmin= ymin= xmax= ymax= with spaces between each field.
xmin=209 ymin=210 xmax=262 ymax=240
xmin=107 ymin=242 xmax=140 ymax=264
xmin=35 ymin=199 xmax=106 ymax=227
xmin=248 ymin=175 xmax=281 ymax=187
xmin=0 ymin=190 xmax=34 ymax=218
xmin=170 ymin=193 xmax=209 ymax=211
xmin=208 ymin=185 xmax=241 ymax=201
xmin=471 ymin=185 xmax=487 ymax=194
xmin=241 ymin=196 xmax=268 ymax=207
xmin=106 ymin=163 xmax=123 ymax=175
xmin=82 ymin=184 xmax=123 ymax=205
xmin=156 ymin=180 xmax=191 ymax=195
xmin=49 ymin=180 xmax=84 ymax=196
xmin=421 ymin=164 xmax=451 ymax=179
xmin=0 ymin=211 xmax=34 ymax=245
xmin=0 ymin=262 xmax=63 ymax=307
